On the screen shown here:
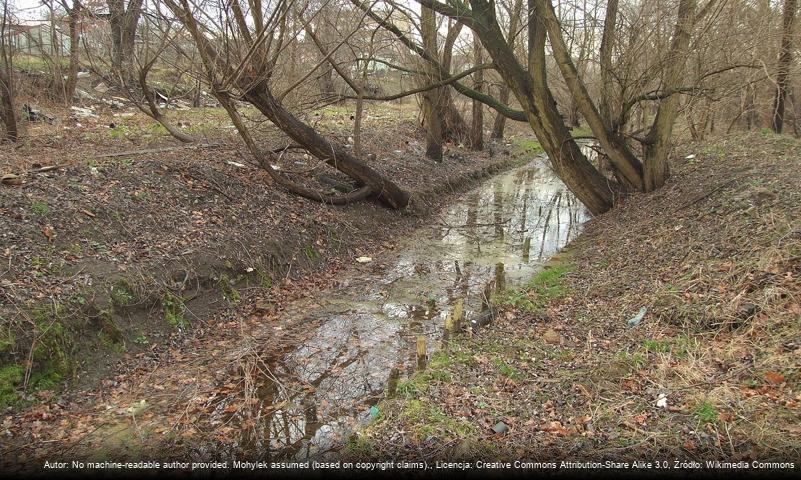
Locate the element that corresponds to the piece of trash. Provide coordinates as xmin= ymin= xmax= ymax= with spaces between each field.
xmin=1 ymin=174 xmax=21 ymax=186
xmin=656 ymin=393 xmax=668 ymax=408
xmin=492 ymin=421 xmax=509 ymax=434
xmin=685 ymin=154 xmax=696 ymax=160
xmin=627 ymin=306 xmax=648 ymax=328
xmin=70 ymin=106 xmax=98 ymax=119
xmin=369 ymin=405 xmax=380 ymax=419
xmin=22 ymin=104 xmax=56 ymax=124
xmin=94 ymin=82 xmax=110 ymax=93
xmin=226 ymin=161 xmax=246 ymax=168
xmin=125 ymin=399 xmax=149 ymax=415
xmin=245 ymin=267 xmax=254 ymax=273
xmin=356 ymin=256 xmax=372 ymax=264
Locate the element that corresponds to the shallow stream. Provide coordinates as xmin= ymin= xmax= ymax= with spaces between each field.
xmin=214 ymin=154 xmax=588 ymax=459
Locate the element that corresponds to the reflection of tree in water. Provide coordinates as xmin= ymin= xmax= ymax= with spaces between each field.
xmin=493 ymin=181 xmax=505 ymax=239
xmin=229 ymin=162 xmax=588 ymax=461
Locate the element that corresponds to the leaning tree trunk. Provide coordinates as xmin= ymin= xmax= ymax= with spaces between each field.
xmin=643 ymin=0 xmax=697 ymax=191
xmin=540 ymin=0 xmax=644 ymax=191
xmin=162 ymin=0 xmax=408 ymax=209
xmin=244 ymin=80 xmax=410 ymax=209
xmin=772 ymin=0 xmax=797 ymax=133
xmin=473 ymin=0 xmax=615 ymax=213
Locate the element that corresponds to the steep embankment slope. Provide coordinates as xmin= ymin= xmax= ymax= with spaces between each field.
xmin=360 ymin=132 xmax=801 ymax=462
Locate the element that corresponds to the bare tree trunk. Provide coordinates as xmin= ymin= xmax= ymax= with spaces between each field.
xmin=772 ymin=0 xmax=797 ymax=133
xmin=643 ymin=0 xmax=698 ymax=191
xmin=745 ymin=83 xmax=757 ymax=130
xmin=599 ymin=0 xmax=619 ymax=127
xmin=0 ymin=1 xmax=17 ymax=142
xmin=471 ymin=33 xmax=484 ymax=151
xmin=438 ymin=20 xmax=469 ymax=143
xmin=490 ymin=0 xmax=523 ymax=140
xmin=354 ymin=93 xmax=365 ymax=156
xmin=421 ymin=5 xmax=443 ymax=160
xmin=107 ymin=0 xmax=143 ymax=82
xmin=491 ymin=86 xmax=511 ymax=139
xmin=540 ymin=0 xmax=644 ymax=190
xmin=0 ymin=67 xmax=17 ymax=142
xmin=63 ymin=10 xmax=80 ymax=105
xmin=244 ymin=81 xmax=410 ymax=209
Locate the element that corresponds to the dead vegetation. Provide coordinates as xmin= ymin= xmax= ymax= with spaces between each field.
xmin=355 ymin=131 xmax=801 ymax=461
xmin=0 ymin=102 xmax=528 ymax=418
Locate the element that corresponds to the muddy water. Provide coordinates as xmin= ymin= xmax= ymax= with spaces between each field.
xmin=222 ymin=155 xmax=587 ymax=459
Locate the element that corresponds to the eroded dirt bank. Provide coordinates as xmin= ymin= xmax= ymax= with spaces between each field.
xmin=0 ymin=100 xmax=536 ymax=411
xmin=0 ymin=122 xmax=544 ymax=469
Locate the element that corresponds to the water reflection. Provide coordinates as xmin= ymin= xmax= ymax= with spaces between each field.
xmin=207 ymin=155 xmax=588 ymax=460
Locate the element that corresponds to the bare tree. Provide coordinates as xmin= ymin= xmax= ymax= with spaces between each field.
xmin=107 ymin=0 xmax=143 ymax=82
xmin=420 ymin=4 xmax=443 ymax=160
xmin=0 ymin=0 xmax=17 ymax=141
xmin=470 ymin=31 xmax=483 ymax=151
xmin=162 ymin=0 xmax=410 ymax=208
xmin=772 ymin=0 xmax=797 ymax=133
xmin=490 ymin=0 xmax=523 ymax=140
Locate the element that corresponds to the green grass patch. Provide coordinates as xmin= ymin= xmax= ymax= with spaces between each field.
xmin=31 ymin=201 xmax=50 ymax=216
xmin=396 ymin=351 xmax=453 ymax=398
xmin=303 ymin=244 xmax=319 ymax=261
xmin=570 ymin=125 xmax=593 ymax=138
xmin=397 ymin=398 xmax=476 ymax=441
xmin=491 ymin=356 xmax=523 ymax=380
xmin=162 ymin=292 xmax=188 ymax=329
xmin=14 ymin=54 xmax=69 ymax=71
xmin=0 ymin=364 xmax=25 ymax=409
xmin=110 ymin=279 xmax=138 ymax=307
xmin=643 ymin=339 xmax=671 ymax=353
xmin=345 ymin=433 xmax=376 ymax=458
xmin=615 ymin=350 xmax=646 ymax=370
xmin=495 ymin=262 xmax=573 ymax=313
xmin=218 ymin=274 xmax=241 ymax=303
xmin=512 ymin=137 xmax=544 ymax=155
xmin=695 ymin=401 xmax=718 ymax=423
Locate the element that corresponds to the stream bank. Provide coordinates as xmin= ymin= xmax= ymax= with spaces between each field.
xmin=355 ymin=132 xmax=801 ymax=463
xmin=1 ymin=137 xmax=587 ymax=469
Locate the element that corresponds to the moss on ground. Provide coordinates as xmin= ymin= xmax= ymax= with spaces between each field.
xmin=162 ymin=292 xmax=188 ymax=329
